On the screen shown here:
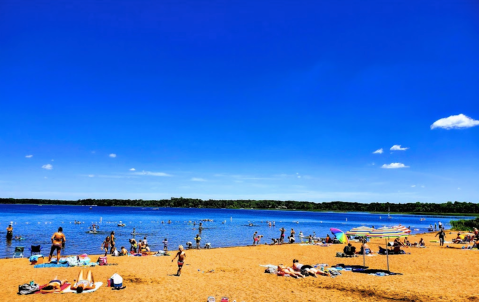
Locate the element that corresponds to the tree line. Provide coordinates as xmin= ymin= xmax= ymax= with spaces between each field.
xmin=0 ymin=197 xmax=478 ymax=214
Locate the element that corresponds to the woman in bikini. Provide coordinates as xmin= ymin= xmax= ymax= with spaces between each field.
xmin=101 ymin=236 xmax=111 ymax=256
xmin=48 ymin=227 xmax=66 ymax=263
xmin=277 ymin=264 xmax=304 ymax=278
xmin=110 ymin=231 xmax=116 ymax=254
xmin=40 ymin=277 xmax=68 ymax=293
xmin=292 ymin=259 xmax=318 ymax=277
xmin=172 ymin=245 xmax=186 ymax=276
xmin=71 ymin=270 xmax=96 ymax=293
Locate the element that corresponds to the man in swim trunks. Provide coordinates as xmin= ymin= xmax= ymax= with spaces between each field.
xmin=172 ymin=245 xmax=186 ymax=276
xmin=435 ymin=229 xmax=446 ymax=246
xmin=48 ymin=227 xmax=66 ymax=263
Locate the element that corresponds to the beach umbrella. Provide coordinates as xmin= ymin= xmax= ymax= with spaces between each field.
xmin=393 ymin=225 xmax=411 ymax=233
xmin=346 ymin=226 xmax=375 ymax=236
xmin=346 ymin=226 xmax=375 ymax=266
xmin=330 ymin=228 xmax=348 ymax=244
xmin=367 ymin=228 xmax=408 ymax=272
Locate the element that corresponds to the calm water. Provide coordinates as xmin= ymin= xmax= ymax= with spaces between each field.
xmin=0 ymin=204 xmax=468 ymax=259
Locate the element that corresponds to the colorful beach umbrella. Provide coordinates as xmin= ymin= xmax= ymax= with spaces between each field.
xmin=393 ymin=225 xmax=411 ymax=233
xmin=346 ymin=226 xmax=374 ymax=236
xmin=367 ymin=228 xmax=409 ymax=272
xmin=346 ymin=226 xmax=375 ymax=266
xmin=330 ymin=228 xmax=348 ymax=244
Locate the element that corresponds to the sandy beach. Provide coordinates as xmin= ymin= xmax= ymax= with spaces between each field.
xmin=3 ymin=231 xmax=478 ymax=302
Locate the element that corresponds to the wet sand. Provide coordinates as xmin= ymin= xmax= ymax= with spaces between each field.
xmin=3 ymin=231 xmax=479 ymax=301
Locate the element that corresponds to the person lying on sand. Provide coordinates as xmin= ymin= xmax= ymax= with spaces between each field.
xmin=277 ymin=265 xmax=304 ymax=278
xmin=71 ymin=270 xmax=96 ymax=293
xmin=40 ymin=277 xmax=68 ymax=293
xmin=292 ymin=259 xmax=318 ymax=277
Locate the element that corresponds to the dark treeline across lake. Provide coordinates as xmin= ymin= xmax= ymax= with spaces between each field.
xmin=1 ymin=198 xmax=478 ymax=214
xmin=0 ymin=204 xmax=471 ymax=259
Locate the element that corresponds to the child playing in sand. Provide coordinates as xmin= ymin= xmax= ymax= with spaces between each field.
xmin=172 ymin=245 xmax=186 ymax=276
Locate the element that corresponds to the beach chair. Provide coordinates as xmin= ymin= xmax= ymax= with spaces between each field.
xmin=29 ymin=245 xmax=42 ymax=256
xmin=13 ymin=246 xmax=25 ymax=258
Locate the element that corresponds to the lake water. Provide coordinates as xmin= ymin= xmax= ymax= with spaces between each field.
xmin=0 ymin=204 xmax=468 ymax=259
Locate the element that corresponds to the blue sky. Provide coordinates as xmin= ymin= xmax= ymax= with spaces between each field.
xmin=1 ymin=1 xmax=478 ymax=203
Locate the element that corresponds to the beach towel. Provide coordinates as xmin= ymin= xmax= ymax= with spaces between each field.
xmin=62 ymin=282 xmax=103 ymax=294
xmin=34 ymin=263 xmax=70 ymax=268
xmin=35 ymin=282 xmax=71 ymax=294
xmin=352 ymin=269 xmax=402 ymax=276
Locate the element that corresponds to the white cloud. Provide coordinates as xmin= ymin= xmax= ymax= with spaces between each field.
xmin=390 ymin=145 xmax=408 ymax=151
xmin=129 ymin=168 xmax=136 ymax=171
xmin=132 ymin=171 xmax=171 ymax=177
xmin=88 ymin=175 xmax=95 ymax=178
xmin=25 ymin=155 xmax=33 ymax=158
xmin=109 ymin=154 xmax=117 ymax=158
xmin=42 ymin=164 xmax=53 ymax=170
xmin=191 ymin=178 xmax=206 ymax=182
xmin=457 ymin=187 xmax=461 ymax=190
xmin=373 ymin=148 xmax=383 ymax=154
xmin=431 ymin=114 xmax=479 ymax=130
xmin=411 ymin=185 xmax=416 ymax=188
xmin=421 ymin=185 xmax=425 ymax=188
xmin=381 ymin=163 xmax=409 ymax=169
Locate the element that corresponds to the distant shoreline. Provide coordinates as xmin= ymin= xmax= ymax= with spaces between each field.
xmin=0 ymin=200 xmax=477 ymax=217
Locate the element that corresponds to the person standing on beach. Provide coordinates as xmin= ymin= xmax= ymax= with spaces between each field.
xmin=6 ymin=224 xmax=13 ymax=240
xmin=280 ymin=228 xmax=285 ymax=244
xmin=101 ymin=236 xmax=111 ymax=256
xmin=163 ymin=238 xmax=169 ymax=252
xmin=253 ymin=231 xmax=257 ymax=245
xmin=110 ymin=231 xmax=116 ymax=254
xmin=434 ymin=223 xmax=437 ymax=231
xmin=438 ymin=221 xmax=443 ymax=230
xmin=195 ymin=234 xmax=201 ymax=249
xmin=435 ymin=229 xmax=446 ymax=247
xmin=290 ymin=228 xmax=296 ymax=240
xmin=48 ymin=227 xmax=66 ymax=262
xmin=172 ymin=245 xmax=186 ymax=276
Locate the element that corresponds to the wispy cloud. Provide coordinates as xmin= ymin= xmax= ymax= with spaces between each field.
xmin=42 ymin=164 xmax=53 ymax=170
xmin=411 ymin=185 xmax=416 ymax=188
xmin=109 ymin=154 xmax=117 ymax=158
xmin=390 ymin=145 xmax=408 ymax=151
xmin=373 ymin=148 xmax=383 ymax=154
xmin=191 ymin=178 xmax=206 ymax=182
xmin=132 ymin=171 xmax=171 ymax=177
xmin=25 ymin=155 xmax=33 ymax=158
xmin=88 ymin=174 xmax=95 ymax=178
xmin=129 ymin=168 xmax=136 ymax=171
xmin=381 ymin=163 xmax=409 ymax=169
xmin=431 ymin=114 xmax=479 ymax=130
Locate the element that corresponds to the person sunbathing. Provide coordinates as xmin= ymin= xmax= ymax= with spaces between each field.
xmin=71 ymin=270 xmax=96 ymax=293
xmin=277 ymin=264 xmax=304 ymax=278
xmin=452 ymin=235 xmax=463 ymax=244
xmin=292 ymin=259 xmax=318 ymax=277
xmin=40 ymin=277 xmax=68 ymax=293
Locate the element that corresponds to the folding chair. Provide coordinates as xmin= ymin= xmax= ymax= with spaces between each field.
xmin=29 ymin=245 xmax=42 ymax=256
xmin=13 ymin=246 xmax=24 ymax=258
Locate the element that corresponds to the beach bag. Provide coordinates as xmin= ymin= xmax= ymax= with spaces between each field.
xmin=108 ymin=273 xmax=124 ymax=289
xmin=18 ymin=283 xmax=39 ymax=295
xmin=99 ymin=256 xmax=108 ymax=266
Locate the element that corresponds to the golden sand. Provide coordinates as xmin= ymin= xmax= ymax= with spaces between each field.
xmin=3 ymin=231 xmax=479 ymax=302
